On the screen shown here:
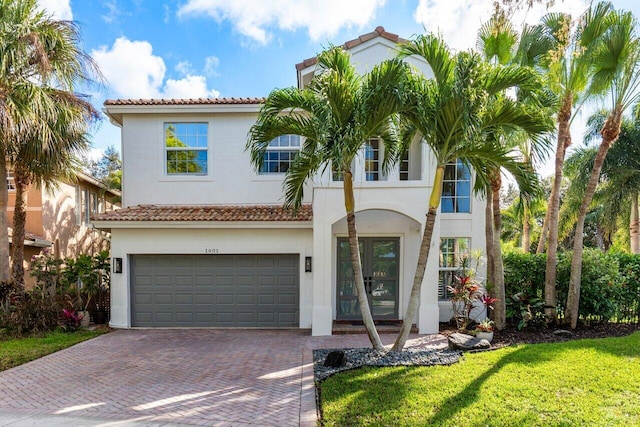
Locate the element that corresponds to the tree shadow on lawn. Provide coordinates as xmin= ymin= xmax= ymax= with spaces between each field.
xmin=321 ymin=332 xmax=639 ymax=426
xmin=426 ymin=331 xmax=640 ymax=426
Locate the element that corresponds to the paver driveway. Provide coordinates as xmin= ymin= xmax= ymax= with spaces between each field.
xmin=0 ymin=329 xmax=446 ymax=426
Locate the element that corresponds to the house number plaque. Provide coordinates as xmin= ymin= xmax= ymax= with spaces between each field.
xmin=205 ymin=248 xmax=220 ymax=254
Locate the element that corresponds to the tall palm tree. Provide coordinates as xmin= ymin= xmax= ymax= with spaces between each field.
xmin=0 ymin=0 xmax=100 ymax=283
xmin=391 ymin=34 xmax=549 ymax=351
xmin=476 ymin=13 xmax=554 ymax=329
xmin=247 ymin=47 xmax=410 ymax=350
xmin=539 ymin=2 xmax=614 ymax=321
xmin=566 ymin=10 xmax=640 ymax=328
xmin=10 ymin=91 xmax=98 ymax=286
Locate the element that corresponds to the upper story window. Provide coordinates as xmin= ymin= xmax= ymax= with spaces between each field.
xmin=365 ymin=138 xmax=381 ymax=181
xmin=75 ymin=187 xmax=102 ymax=226
xmin=441 ymin=160 xmax=471 ymax=213
xmin=6 ymin=170 xmax=15 ymax=191
xmin=260 ymin=134 xmax=300 ymax=174
xmin=399 ymin=151 xmax=409 ymax=181
xmin=165 ymin=123 xmax=208 ymax=175
xmin=438 ymin=237 xmax=470 ymax=300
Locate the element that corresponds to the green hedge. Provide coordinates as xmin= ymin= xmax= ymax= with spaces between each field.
xmin=503 ymin=250 xmax=640 ymax=327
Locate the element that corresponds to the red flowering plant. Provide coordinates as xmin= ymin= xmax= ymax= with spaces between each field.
xmin=447 ymin=251 xmax=496 ymax=331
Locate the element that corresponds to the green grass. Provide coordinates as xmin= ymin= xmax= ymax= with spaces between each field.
xmin=320 ymin=332 xmax=640 ymax=426
xmin=0 ymin=329 xmax=107 ymax=372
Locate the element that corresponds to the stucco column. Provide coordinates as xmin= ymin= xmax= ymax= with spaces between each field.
xmin=311 ymin=192 xmax=334 ymax=336
xmin=108 ymin=230 xmax=130 ymax=328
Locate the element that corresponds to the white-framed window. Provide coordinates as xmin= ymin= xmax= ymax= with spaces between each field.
xmin=438 ymin=237 xmax=470 ymax=300
xmin=441 ymin=159 xmax=471 ymax=213
xmin=165 ymin=123 xmax=208 ymax=175
xmin=260 ymin=134 xmax=300 ymax=174
xmin=364 ymin=138 xmax=381 ymax=181
xmin=399 ymin=151 xmax=409 ymax=181
xmin=6 ymin=170 xmax=15 ymax=191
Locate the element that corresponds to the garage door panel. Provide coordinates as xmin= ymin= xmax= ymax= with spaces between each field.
xmin=131 ymin=254 xmax=299 ymax=327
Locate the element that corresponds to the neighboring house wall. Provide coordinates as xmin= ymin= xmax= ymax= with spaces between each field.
xmin=99 ymin=27 xmax=488 ymax=334
xmin=6 ymin=170 xmax=120 ymax=288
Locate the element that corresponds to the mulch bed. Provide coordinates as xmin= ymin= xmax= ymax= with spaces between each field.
xmin=440 ymin=322 xmax=640 ymax=347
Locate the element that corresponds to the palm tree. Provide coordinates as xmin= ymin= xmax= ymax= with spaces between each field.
xmin=247 ymin=47 xmax=410 ymax=350
xmin=0 ymin=0 xmax=100 ymax=283
xmin=476 ymin=13 xmax=554 ymax=329
xmin=566 ymin=9 xmax=640 ymax=328
xmin=539 ymin=2 xmax=614 ymax=321
xmin=391 ymin=34 xmax=549 ymax=351
xmin=10 ymin=92 xmax=98 ymax=286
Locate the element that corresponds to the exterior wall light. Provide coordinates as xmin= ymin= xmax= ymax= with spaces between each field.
xmin=113 ymin=257 xmax=123 ymax=274
xmin=305 ymin=256 xmax=312 ymax=272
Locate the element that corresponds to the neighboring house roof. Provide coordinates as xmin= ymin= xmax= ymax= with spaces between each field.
xmin=104 ymin=97 xmax=265 ymax=106
xmin=75 ymin=170 xmax=121 ymax=200
xmin=295 ymin=26 xmax=406 ymax=71
xmin=91 ymin=204 xmax=313 ymax=222
xmin=8 ymin=227 xmax=52 ymax=248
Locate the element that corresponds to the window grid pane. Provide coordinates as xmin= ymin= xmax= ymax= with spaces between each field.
xmin=441 ymin=159 xmax=471 ymax=213
xmin=165 ymin=122 xmax=208 ymax=175
xmin=438 ymin=237 xmax=470 ymax=300
xmin=6 ymin=171 xmax=15 ymax=191
xmin=365 ymin=138 xmax=380 ymax=181
xmin=400 ymin=151 xmax=409 ymax=181
xmin=261 ymin=135 xmax=300 ymax=174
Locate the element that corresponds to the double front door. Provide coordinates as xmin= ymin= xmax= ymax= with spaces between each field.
xmin=336 ymin=237 xmax=399 ymax=320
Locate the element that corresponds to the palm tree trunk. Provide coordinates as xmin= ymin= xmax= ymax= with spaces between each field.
xmin=392 ymin=166 xmax=444 ymax=352
xmin=485 ymin=191 xmax=495 ymax=287
xmin=544 ymin=93 xmax=573 ymax=322
xmin=566 ymin=109 xmax=621 ymax=329
xmin=536 ymin=208 xmax=550 ymax=254
xmin=343 ymin=170 xmax=384 ymax=350
xmin=522 ymin=201 xmax=531 ymax=253
xmin=631 ymin=191 xmax=639 ymax=254
xmin=0 ymin=161 xmax=10 ymax=283
xmin=491 ymin=172 xmax=506 ymax=330
xmin=11 ymin=165 xmax=30 ymax=288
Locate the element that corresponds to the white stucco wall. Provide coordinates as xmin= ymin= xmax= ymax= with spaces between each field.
xmin=109 ymin=227 xmax=313 ymax=329
xmin=120 ymin=112 xmax=311 ymax=207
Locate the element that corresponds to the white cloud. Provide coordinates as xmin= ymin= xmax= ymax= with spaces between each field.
xmin=92 ymin=37 xmax=220 ymax=99
xmin=101 ymin=0 xmax=122 ymax=24
xmin=164 ymin=75 xmax=220 ymax=98
xmin=177 ymin=0 xmax=387 ymax=44
xmin=175 ymin=60 xmax=194 ymax=76
xmin=414 ymin=0 xmax=589 ymax=52
xmin=37 ymin=0 xmax=73 ymax=20
xmin=204 ymin=56 xmax=220 ymax=77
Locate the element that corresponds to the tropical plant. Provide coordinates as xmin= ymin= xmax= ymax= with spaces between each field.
xmin=476 ymin=11 xmax=555 ymax=329
xmin=566 ymin=8 xmax=640 ymax=328
xmin=537 ymin=1 xmax=615 ymax=322
xmin=0 ymin=0 xmax=101 ymax=284
xmin=391 ymin=34 xmax=548 ymax=351
xmin=247 ymin=46 xmax=410 ymax=350
xmin=475 ymin=318 xmax=495 ymax=332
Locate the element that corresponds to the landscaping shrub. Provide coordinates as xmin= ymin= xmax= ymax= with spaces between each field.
xmin=503 ymin=250 xmax=640 ymax=326
xmin=1 ymin=286 xmax=61 ymax=336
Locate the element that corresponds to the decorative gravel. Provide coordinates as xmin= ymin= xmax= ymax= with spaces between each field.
xmin=313 ymin=347 xmax=463 ymax=381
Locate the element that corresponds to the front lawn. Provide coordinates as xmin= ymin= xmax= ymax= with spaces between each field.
xmin=0 ymin=329 xmax=107 ymax=372
xmin=320 ymin=332 xmax=640 ymax=426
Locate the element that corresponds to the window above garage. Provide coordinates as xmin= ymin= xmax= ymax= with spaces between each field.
xmin=165 ymin=122 xmax=208 ymax=175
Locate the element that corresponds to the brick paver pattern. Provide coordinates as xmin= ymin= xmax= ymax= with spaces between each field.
xmin=0 ymin=330 xmax=446 ymax=426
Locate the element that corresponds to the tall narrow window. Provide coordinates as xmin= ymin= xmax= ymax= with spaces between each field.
xmin=165 ymin=123 xmax=208 ymax=175
xmin=399 ymin=151 xmax=409 ymax=181
xmin=438 ymin=237 xmax=470 ymax=299
xmin=365 ymin=138 xmax=381 ymax=181
xmin=6 ymin=170 xmax=15 ymax=191
xmin=260 ymin=134 xmax=300 ymax=173
xmin=441 ymin=160 xmax=471 ymax=213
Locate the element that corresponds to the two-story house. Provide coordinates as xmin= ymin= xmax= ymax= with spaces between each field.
xmin=7 ymin=170 xmax=120 ymax=288
xmin=95 ymin=27 xmax=486 ymax=335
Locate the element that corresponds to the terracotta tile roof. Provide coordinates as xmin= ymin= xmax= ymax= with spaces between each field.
xmin=91 ymin=204 xmax=312 ymax=222
xmin=296 ymin=26 xmax=406 ymax=70
xmin=104 ymin=97 xmax=265 ymax=106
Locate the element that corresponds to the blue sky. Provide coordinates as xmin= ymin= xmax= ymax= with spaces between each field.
xmin=36 ymin=0 xmax=640 ymax=171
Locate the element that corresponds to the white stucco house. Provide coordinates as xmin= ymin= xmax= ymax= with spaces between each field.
xmin=94 ymin=27 xmax=486 ymax=335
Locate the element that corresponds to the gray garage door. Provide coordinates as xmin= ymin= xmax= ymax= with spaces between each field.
xmin=130 ymin=254 xmax=299 ymax=327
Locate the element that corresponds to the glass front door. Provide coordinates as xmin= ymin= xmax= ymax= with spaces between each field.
xmin=336 ymin=237 xmax=399 ymax=320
